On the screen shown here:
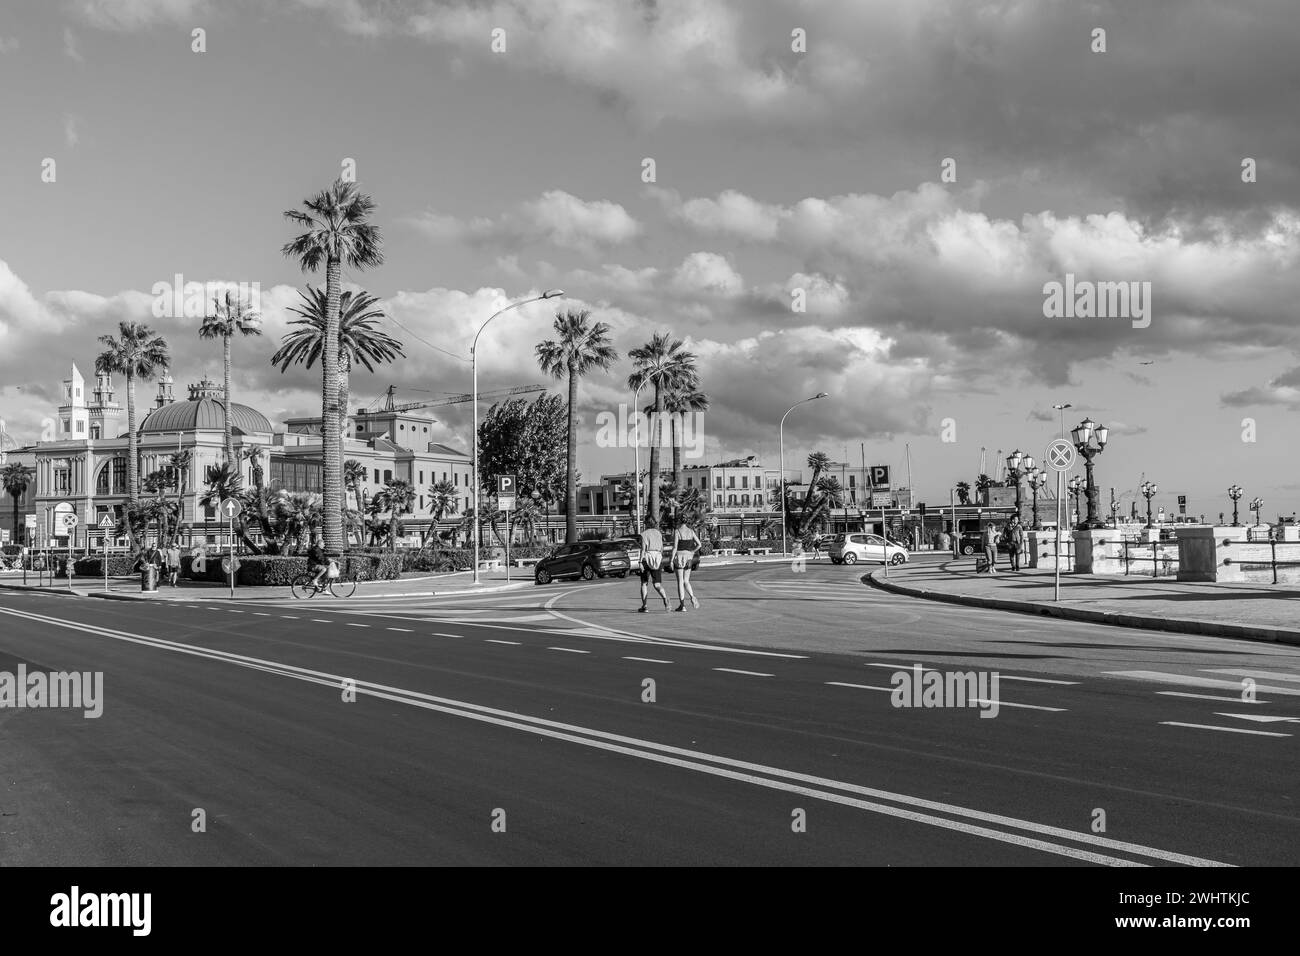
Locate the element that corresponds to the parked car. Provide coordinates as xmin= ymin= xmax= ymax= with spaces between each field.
xmin=611 ymin=535 xmax=701 ymax=573
xmin=828 ymin=532 xmax=909 ymax=566
xmin=534 ymin=541 xmax=631 ymax=584
xmin=612 ymin=536 xmax=642 ymax=565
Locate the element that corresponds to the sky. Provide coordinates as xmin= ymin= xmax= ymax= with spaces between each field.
xmin=2 ymin=0 xmax=1300 ymax=521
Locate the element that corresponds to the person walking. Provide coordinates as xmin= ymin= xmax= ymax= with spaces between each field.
xmin=636 ymin=517 xmax=670 ymax=612
xmin=1017 ymin=520 xmax=1031 ymax=571
xmin=981 ymin=523 xmax=999 ymax=573
xmin=671 ymin=520 xmax=701 ymax=611
xmin=1005 ymin=517 xmax=1022 ymax=572
xmin=166 ymin=542 xmax=182 ymax=586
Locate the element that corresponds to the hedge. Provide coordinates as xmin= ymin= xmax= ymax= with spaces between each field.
xmin=180 ymin=551 xmax=402 ymax=587
xmin=73 ymin=556 xmax=140 ymax=577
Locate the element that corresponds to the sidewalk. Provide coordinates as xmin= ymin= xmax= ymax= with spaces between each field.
xmin=868 ymin=559 xmax=1300 ymax=646
xmin=0 ymin=569 xmax=530 ymax=602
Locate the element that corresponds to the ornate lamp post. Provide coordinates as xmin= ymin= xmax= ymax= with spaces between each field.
xmin=1028 ymin=468 xmax=1047 ymax=529
xmin=1140 ymin=480 xmax=1158 ymax=528
xmin=1227 ymin=484 xmax=1243 ymax=527
xmin=1250 ymin=496 xmax=1263 ymax=526
xmin=1071 ymin=418 xmax=1109 ymax=529
xmin=1005 ymin=450 xmax=1033 ymax=523
xmin=1067 ymin=474 xmax=1083 ymax=525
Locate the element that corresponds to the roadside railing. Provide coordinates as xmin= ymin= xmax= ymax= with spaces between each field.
xmin=1222 ymin=538 xmax=1300 ymax=584
xmin=1119 ymin=536 xmax=1179 ymax=577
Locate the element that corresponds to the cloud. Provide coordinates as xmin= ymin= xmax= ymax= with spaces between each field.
xmin=0 ymin=34 xmax=18 ymax=54
xmin=63 ymin=27 xmax=83 ymax=62
xmin=407 ymin=190 xmax=641 ymax=252
xmin=1221 ymin=366 xmax=1300 ymax=409
xmin=670 ymin=252 xmax=743 ymax=297
xmin=63 ymin=115 xmax=80 ymax=147
xmin=69 ymin=0 xmax=209 ymax=30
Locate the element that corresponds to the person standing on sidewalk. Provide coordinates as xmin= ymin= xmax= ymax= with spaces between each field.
xmin=1017 ymin=520 xmax=1031 ymax=571
xmin=1005 ymin=517 xmax=1022 ymax=572
xmin=672 ymin=520 xmax=701 ymax=611
xmin=982 ymin=523 xmax=999 ymax=573
xmin=636 ymin=517 xmax=670 ymax=612
xmin=166 ymin=542 xmax=182 ymax=586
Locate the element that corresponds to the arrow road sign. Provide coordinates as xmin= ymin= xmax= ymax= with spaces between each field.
xmin=220 ymin=498 xmax=244 ymax=519
xmin=1045 ymin=439 xmax=1076 ymax=472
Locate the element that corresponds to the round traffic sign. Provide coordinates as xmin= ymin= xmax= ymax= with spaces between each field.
xmin=222 ymin=556 xmax=241 ymax=574
xmin=1045 ymin=439 xmax=1076 ymax=472
xmin=62 ymin=513 xmax=80 ymax=529
xmin=219 ymin=498 xmax=244 ymax=518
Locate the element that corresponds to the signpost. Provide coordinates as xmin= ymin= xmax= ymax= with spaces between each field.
xmin=1046 ymin=439 xmax=1076 ymax=601
xmin=220 ymin=498 xmax=243 ymax=598
xmin=497 ymin=476 xmax=515 ymax=581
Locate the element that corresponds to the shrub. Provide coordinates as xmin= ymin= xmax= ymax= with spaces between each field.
xmin=178 ymin=550 xmax=401 ymax=586
xmin=73 ymin=555 xmax=140 ymax=577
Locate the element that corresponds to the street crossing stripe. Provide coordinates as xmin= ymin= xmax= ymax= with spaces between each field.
xmin=0 ymin=603 xmax=1229 ymax=868
xmin=1160 ymin=721 xmax=1290 ymax=738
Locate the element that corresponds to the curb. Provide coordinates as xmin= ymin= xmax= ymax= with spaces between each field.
xmin=79 ymin=581 xmax=533 ymax=602
xmin=866 ymin=569 xmax=1300 ymax=647
xmin=0 ymin=583 xmax=83 ymax=597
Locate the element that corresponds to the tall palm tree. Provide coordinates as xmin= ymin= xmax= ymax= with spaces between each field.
xmin=422 ymin=479 xmax=459 ymax=547
xmin=167 ymin=449 xmax=193 ymax=547
xmin=95 ymin=321 xmax=169 ymax=550
xmin=282 ymin=178 xmax=384 ymax=556
xmin=2 ymin=461 xmax=31 ymax=546
xmin=199 ymin=290 xmax=263 ymax=469
xmin=801 ymin=451 xmax=831 ymax=516
xmin=535 ymin=308 xmax=618 ymax=544
xmin=665 ymin=381 xmax=709 ymax=496
xmin=628 ymin=332 xmax=695 ymax=528
xmin=274 ymin=286 xmax=403 ymax=463
xmin=956 ymin=481 xmax=971 ymax=506
xmin=374 ymin=478 xmax=415 ymax=552
xmin=343 ymin=459 xmax=368 ymax=546
xmin=510 ymin=497 xmax=542 ymax=546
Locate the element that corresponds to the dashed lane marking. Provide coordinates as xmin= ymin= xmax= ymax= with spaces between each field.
xmin=547 ymin=647 xmax=590 ymax=654
xmin=386 ymin=627 xmax=413 ymax=633
xmin=346 ymin=623 xmax=369 ymax=628
xmin=826 ymin=682 xmax=892 ymax=691
xmin=1203 ymin=668 xmax=1300 ymax=683
xmin=1160 ymin=721 xmax=1291 ymax=738
xmin=1158 ymin=691 xmax=1266 ymax=703
xmin=486 ymin=639 xmax=521 ymax=646
xmin=623 ymin=656 xmax=673 ymax=664
xmin=862 ymin=663 xmax=1078 ymax=685
xmin=1105 ymin=670 xmax=1300 ymax=698
xmin=432 ymin=632 xmax=463 ymax=639
xmin=714 ymin=668 xmax=773 ymax=677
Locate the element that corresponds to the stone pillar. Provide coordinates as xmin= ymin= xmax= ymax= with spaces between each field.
xmin=1073 ymin=529 xmax=1126 ymax=574
xmin=1175 ymin=527 xmax=1218 ymax=582
xmin=1028 ymin=530 xmax=1073 ymax=571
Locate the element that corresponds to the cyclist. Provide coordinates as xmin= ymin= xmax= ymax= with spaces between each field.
xmin=306 ymin=541 xmax=329 ymax=591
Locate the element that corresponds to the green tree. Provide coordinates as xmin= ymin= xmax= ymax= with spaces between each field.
xmin=536 ymin=308 xmax=618 ymax=544
xmin=199 ymin=290 xmax=262 ymax=468
xmin=956 ymin=481 xmax=971 ymax=506
xmin=374 ymin=478 xmax=416 ymax=552
xmin=274 ymin=287 xmax=402 ymax=464
xmin=1 ymin=461 xmax=31 ymax=546
xmin=422 ymin=479 xmax=459 ymax=547
xmin=477 ymin=394 xmax=568 ymax=518
xmin=343 ymin=459 xmax=369 ymax=546
xmin=282 ymin=179 xmax=384 ymax=555
xmin=94 ymin=321 xmax=169 ymax=552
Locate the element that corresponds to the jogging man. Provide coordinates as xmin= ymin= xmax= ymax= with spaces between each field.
xmin=636 ymin=517 xmax=670 ymax=612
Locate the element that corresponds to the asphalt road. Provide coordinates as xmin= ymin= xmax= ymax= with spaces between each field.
xmin=1 ymin=558 xmax=1296 ymax=866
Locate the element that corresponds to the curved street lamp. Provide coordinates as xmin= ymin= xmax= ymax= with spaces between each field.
xmin=1071 ymin=418 xmax=1109 ymax=529
xmin=1029 ymin=468 xmax=1047 ymax=529
xmin=1140 ymin=480 xmax=1158 ymax=529
xmin=471 ymin=289 xmax=565 ymax=583
xmin=779 ymin=393 xmax=828 ymax=555
xmin=1005 ymin=449 xmax=1033 ymax=523
xmin=1250 ymin=496 xmax=1264 ymax=527
xmin=1067 ymin=474 xmax=1084 ymax=525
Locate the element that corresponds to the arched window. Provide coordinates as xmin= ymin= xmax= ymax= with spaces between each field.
xmin=96 ymin=458 xmax=128 ymax=495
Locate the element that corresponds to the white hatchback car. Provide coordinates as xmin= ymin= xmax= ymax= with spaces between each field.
xmin=828 ymin=532 xmax=909 ymax=566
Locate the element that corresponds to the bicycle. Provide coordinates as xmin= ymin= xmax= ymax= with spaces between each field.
xmin=290 ymin=568 xmax=357 ymax=599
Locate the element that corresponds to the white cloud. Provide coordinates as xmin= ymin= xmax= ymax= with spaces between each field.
xmin=671 ymin=252 xmax=743 ymax=297
xmin=63 ymin=114 xmax=80 ymax=148
xmin=63 ymin=27 xmax=83 ymax=62
xmin=408 ymin=190 xmax=641 ymax=252
xmin=69 ymin=0 xmax=209 ymax=30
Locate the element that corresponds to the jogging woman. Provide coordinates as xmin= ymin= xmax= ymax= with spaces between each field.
xmin=671 ymin=520 xmax=701 ymax=611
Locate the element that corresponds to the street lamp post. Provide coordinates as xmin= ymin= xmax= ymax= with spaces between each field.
xmin=471 ymin=289 xmax=565 ymax=584
xmin=1067 ymin=474 xmax=1083 ymax=526
xmin=1227 ymin=484 xmax=1243 ymax=527
xmin=1250 ymin=496 xmax=1263 ymax=527
xmin=779 ymin=393 xmax=828 ymax=556
xmin=1070 ymin=418 xmax=1110 ymax=529
xmin=1005 ymin=450 xmax=1033 ymax=524
xmin=1029 ymin=469 xmax=1047 ymax=529
xmin=1140 ymin=480 xmax=1158 ymax=529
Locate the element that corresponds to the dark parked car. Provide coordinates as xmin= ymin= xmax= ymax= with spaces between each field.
xmin=534 ymin=541 xmax=631 ymax=584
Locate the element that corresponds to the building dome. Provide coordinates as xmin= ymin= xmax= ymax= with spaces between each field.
xmin=138 ymin=379 xmax=272 ymax=436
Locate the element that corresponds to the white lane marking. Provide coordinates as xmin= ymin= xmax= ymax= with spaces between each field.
xmin=862 ymin=663 xmax=1076 ymax=685
xmin=0 ymin=603 xmax=1233 ymax=867
xmin=346 ymin=623 xmax=369 ymax=628
xmin=1105 ymin=670 xmax=1300 ymax=698
xmin=386 ymin=627 xmax=413 ymax=633
xmin=1204 ymin=668 xmax=1300 ymax=683
xmin=714 ymin=668 xmax=773 ymax=677
xmin=281 ymin=615 xmax=299 ymax=620
xmin=969 ymin=699 xmax=1066 ymax=713
xmin=547 ymin=647 xmax=590 ymax=654
xmin=485 ymin=639 xmax=521 ymax=646
xmin=206 ymin=607 xmax=221 ymax=610
xmin=311 ymin=619 xmax=331 ymax=623
xmin=1213 ymin=713 xmax=1300 ymax=724
xmin=623 ymin=656 xmax=673 ymax=664
xmin=432 ymin=632 xmax=463 ymax=639
xmin=252 ymin=612 xmax=271 ymax=616
xmin=1158 ymin=692 xmax=1268 ymax=703
xmin=826 ymin=682 xmax=892 ymax=692
xmin=228 ymin=610 xmax=244 ymax=614
xmin=1160 ymin=721 xmax=1291 ymax=738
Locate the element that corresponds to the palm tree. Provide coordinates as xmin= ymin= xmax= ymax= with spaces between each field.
xmin=343 ymin=459 xmax=368 ymax=546
xmin=422 ymin=479 xmax=459 ymax=547
xmin=535 ymin=308 xmax=619 ymax=544
xmin=199 ymin=290 xmax=262 ymax=469
xmin=374 ymin=478 xmax=415 ymax=552
xmin=975 ymin=473 xmax=994 ymax=502
xmin=282 ymin=178 xmax=384 ymax=556
xmin=956 ymin=481 xmax=971 ymax=506
xmin=665 ymin=381 xmax=708 ymax=496
xmin=510 ymin=497 xmax=542 ymax=546
xmin=274 ymin=286 xmax=403 ymax=463
xmin=283 ymin=493 xmax=323 ymax=552
xmin=95 ymin=321 xmax=169 ymax=551
xmin=628 ymin=333 xmax=695 ymax=528
xmin=801 ymin=451 xmax=831 ymax=516
xmin=168 ymin=449 xmax=193 ymax=547
xmin=2 ymin=461 xmax=31 ymax=546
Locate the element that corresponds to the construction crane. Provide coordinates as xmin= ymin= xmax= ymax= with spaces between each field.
xmin=362 ymin=384 xmax=546 ymax=416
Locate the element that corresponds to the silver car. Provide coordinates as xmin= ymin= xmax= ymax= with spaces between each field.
xmin=829 ymin=532 xmax=909 ymax=566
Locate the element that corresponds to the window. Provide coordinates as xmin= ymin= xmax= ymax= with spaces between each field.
xmin=715 ymin=494 xmax=723 ymax=506
xmin=741 ymin=476 xmax=748 ymax=489
xmin=419 ymin=495 xmax=424 ymax=510
xmin=741 ymin=494 xmax=750 ymax=506
xmin=728 ymin=495 xmax=736 ymax=506
xmin=75 ymin=388 xmax=81 ymax=398
xmin=373 ymin=469 xmax=379 ymax=484
xmin=849 ymin=475 xmax=856 ymax=487
xmin=399 ymin=423 xmax=405 ymax=431
xmin=442 ymin=472 xmax=447 ymax=482
xmin=75 ymin=421 xmax=84 ymax=433
xmin=419 ymin=471 xmax=424 ymax=485
xmin=383 ymin=469 xmax=392 ymax=484
xmin=423 ymin=427 xmax=428 ymax=433
xmin=62 ymin=419 xmax=70 ymax=433
xmin=90 ymin=424 xmax=100 ymax=439
xmin=728 ymin=476 xmax=735 ymax=488
xmin=714 ymin=477 xmax=722 ymax=489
